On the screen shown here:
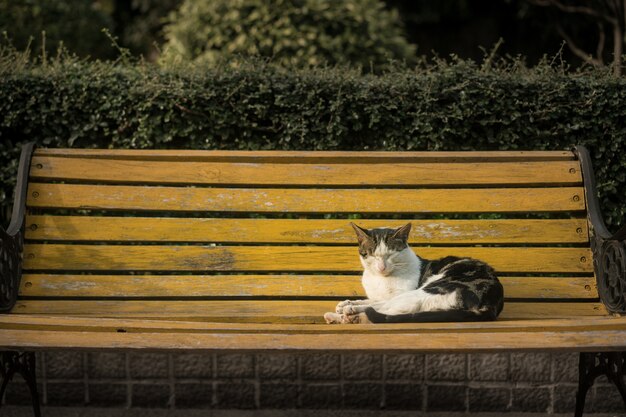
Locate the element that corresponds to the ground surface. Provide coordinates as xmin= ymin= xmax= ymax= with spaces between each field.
xmin=3 ymin=407 xmax=626 ymax=417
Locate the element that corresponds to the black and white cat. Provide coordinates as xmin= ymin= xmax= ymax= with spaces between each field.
xmin=324 ymin=223 xmax=504 ymax=324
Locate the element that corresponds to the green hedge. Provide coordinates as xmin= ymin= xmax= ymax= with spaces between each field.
xmin=1 ymin=56 xmax=626 ymax=228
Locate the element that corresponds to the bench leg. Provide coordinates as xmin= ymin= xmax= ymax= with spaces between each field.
xmin=0 ymin=351 xmax=41 ymax=417
xmin=575 ymin=352 xmax=626 ymax=417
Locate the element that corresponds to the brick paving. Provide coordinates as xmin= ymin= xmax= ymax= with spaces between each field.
xmin=2 ymin=352 xmax=624 ymax=413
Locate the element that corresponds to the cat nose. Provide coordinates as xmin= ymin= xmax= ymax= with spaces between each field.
xmin=376 ymin=259 xmax=387 ymax=273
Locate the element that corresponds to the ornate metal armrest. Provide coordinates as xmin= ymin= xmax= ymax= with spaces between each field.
xmin=0 ymin=227 xmax=23 ymax=312
xmin=575 ymin=146 xmax=626 ymax=314
xmin=593 ymin=236 xmax=626 ymax=313
xmin=0 ymin=143 xmax=34 ymax=313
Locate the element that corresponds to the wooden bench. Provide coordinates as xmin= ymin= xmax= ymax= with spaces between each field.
xmin=1 ymin=144 xmax=626 ymax=416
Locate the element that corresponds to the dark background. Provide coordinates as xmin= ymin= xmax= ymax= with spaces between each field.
xmin=0 ymin=0 xmax=605 ymax=67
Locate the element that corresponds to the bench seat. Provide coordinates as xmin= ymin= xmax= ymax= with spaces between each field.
xmin=2 ymin=315 xmax=626 ymax=352
xmin=1 ymin=145 xmax=625 ymax=415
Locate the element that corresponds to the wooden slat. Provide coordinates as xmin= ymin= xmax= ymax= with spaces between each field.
xmin=5 ymin=326 xmax=626 ymax=352
xmin=2 ymin=328 xmax=626 ymax=352
xmin=30 ymin=157 xmax=582 ymax=186
xmin=33 ymin=148 xmax=576 ymax=163
xmin=23 ymin=245 xmax=594 ymax=273
xmin=18 ymin=274 xmax=598 ymax=299
xmin=9 ymin=300 xmax=607 ymax=323
xmin=497 ymin=277 xmax=598 ymax=299
xmin=27 ymin=184 xmax=586 ymax=213
xmin=3 ymin=314 xmax=625 ymax=334
xmin=25 ymin=216 xmax=589 ymax=244
xmin=16 ymin=274 xmax=363 ymax=298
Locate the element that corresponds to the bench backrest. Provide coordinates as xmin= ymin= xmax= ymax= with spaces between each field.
xmin=15 ymin=149 xmax=601 ymax=323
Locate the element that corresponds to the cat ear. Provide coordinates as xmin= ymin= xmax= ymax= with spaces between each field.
xmin=392 ymin=223 xmax=412 ymax=242
xmin=350 ymin=222 xmax=372 ymax=244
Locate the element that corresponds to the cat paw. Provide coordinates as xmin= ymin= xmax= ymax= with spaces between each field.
xmin=341 ymin=304 xmax=358 ymax=315
xmin=335 ymin=299 xmax=352 ymax=314
xmin=341 ymin=313 xmax=361 ymax=324
xmin=325 ymin=311 xmax=363 ymax=324
xmin=324 ymin=312 xmax=342 ymax=324
xmin=342 ymin=313 xmax=372 ymax=324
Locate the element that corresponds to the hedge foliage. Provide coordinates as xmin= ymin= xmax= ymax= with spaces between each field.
xmin=160 ymin=0 xmax=416 ymax=71
xmin=1 ymin=51 xmax=625 ymax=228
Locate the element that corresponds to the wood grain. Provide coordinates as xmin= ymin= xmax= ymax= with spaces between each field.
xmin=25 ymin=216 xmax=589 ymax=244
xmin=22 ymin=244 xmax=594 ymax=273
xmin=30 ymin=157 xmax=582 ymax=186
xmin=7 ymin=148 xmax=615 ymax=354
xmin=2 ymin=328 xmax=625 ymax=352
xmin=27 ymin=183 xmax=586 ymax=213
xmin=33 ymin=148 xmax=576 ymax=163
xmin=3 ymin=314 xmax=624 ymax=334
xmin=18 ymin=274 xmax=598 ymax=299
xmin=9 ymin=300 xmax=607 ymax=323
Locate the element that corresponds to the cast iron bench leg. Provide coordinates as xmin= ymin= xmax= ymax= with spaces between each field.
xmin=575 ymin=352 xmax=626 ymax=417
xmin=0 ymin=351 xmax=41 ymax=417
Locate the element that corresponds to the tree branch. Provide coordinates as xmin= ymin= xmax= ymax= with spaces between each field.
xmin=556 ymin=23 xmax=605 ymax=66
xmin=606 ymin=0 xmax=625 ymax=26
xmin=527 ymin=0 xmax=618 ymax=24
xmin=607 ymin=0 xmax=621 ymax=19
xmin=612 ymin=23 xmax=623 ymax=75
xmin=596 ymin=22 xmax=606 ymax=60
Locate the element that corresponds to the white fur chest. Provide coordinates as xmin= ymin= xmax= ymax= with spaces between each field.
xmin=362 ymin=270 xmax=419 ymax=302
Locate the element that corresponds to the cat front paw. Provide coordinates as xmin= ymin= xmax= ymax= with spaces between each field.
xmin=342 ymin=304 xmax=359 ymax=315
xmin=341 ymin=312 xmax=372 ymax=324
xmin=324 ymin=312 xmax=342 ymax=324
xmin=341 ymin=312 xmax=364 ymax=324
xmin=326 ymin=311 xmax=369 ymax=324
xmin=335 ymin=299 xmax=353 ymax=314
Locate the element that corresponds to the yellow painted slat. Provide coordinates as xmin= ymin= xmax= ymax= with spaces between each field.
xmin=27 ymin=184 xmax=586 ymax=213
xmin=22 ymin=245 xmax=594 ymax=273
xmin=3 ymin=328 xmax=625 ymax=352
xmin=3 ymin=315 xmax=625 ymax=334
xmin=30 ymin=157 xmax=582 ymax=186
xmin=18 ymin=274 xmax=598 ymax=299
xmin=498 ymin=277 xmax=598 ymax=299
xmin=6 ymin=327 xmax=626 ymax=352
xmin=10 ymin=300 xmax=607 ymax=323
xmin=25 ymin=216 xmax=589 ymax=244
xmin=33 ymin=148 xmax=576 ymax=163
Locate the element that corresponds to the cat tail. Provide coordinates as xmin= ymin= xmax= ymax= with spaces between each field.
xmin=364 ymin=307 xmax=497 ymax=323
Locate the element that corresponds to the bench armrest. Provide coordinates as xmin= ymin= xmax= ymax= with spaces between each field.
xmin=0 ymin=142 xmax=35 ymax=313
xmin=575 ymin=146 xmax=626 ymax=314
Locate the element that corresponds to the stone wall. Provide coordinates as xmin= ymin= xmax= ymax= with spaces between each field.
xmin=1 ymin=352 xmax=623 ymax=413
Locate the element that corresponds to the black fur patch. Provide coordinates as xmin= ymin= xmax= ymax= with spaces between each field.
xmin=365 ymin=307 xmax=497 ymax=323
xmin=413 ymin=256 xmax=503 ymax=321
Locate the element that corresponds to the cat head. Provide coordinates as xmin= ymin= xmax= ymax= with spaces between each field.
xmin=350 ymin=222 xmax=412 ymax=276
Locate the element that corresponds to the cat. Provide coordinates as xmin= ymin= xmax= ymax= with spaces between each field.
xmin=324 ymin=222 xmax=504 ymax=324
